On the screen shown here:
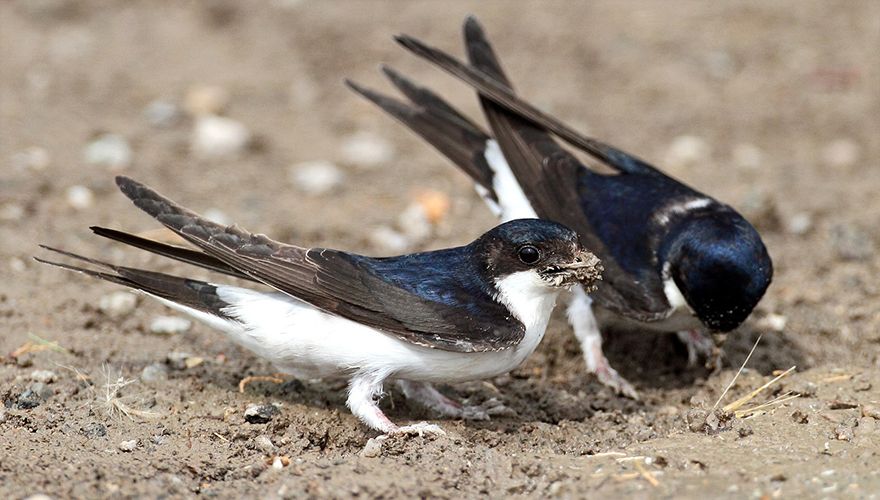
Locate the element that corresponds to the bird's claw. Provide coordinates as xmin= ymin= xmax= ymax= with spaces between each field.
xmin=594 ymin=364 xmax=640 ymax=400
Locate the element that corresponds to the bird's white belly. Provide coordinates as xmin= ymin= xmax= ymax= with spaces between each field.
xmin=172 ymin=285 xmax=554 ymax=383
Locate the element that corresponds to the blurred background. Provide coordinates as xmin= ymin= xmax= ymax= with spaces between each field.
xmin=1 ymin=1 xmax=879 ymax=496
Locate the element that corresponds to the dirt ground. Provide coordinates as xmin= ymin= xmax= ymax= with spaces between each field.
xmin=2 ymin=1 xmax=879 ymax=498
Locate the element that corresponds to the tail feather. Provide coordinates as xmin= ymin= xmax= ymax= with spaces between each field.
xmin=35 ymin=247 xmax=235 ymax=321
xmin=346 ymin=70 xmax=497 ymax=200
xmin=90 ymin=226 xmax=255 ymax=282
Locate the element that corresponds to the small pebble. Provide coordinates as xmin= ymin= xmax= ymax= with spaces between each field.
xmin=414 ymin=190 xmax=451 ymax=224
xmin=119 ymin=439 xmax=138 ymax=452
xmin=862 ymin=404 xmax=880 ymax=420
xmin=204 ymin=208 xmax=232 ymax=226
xmin=185 ymin=85 xmax=230 ymax=116
xmin=288 ymin=160 xmax=345 ymax=195
xmin=830 ymin=224 xmax=875 ymax=261
xmin=340 ymin=131 xmax=394 ymax=169
xmin=244 ymin=403 xmax=280 ymax=424
xmin=255 ymin=435 xmax=276 ymax=454
xmin=166 ymin=352 xmax=195 ymax=370
xmin=22 ymin=494 xmax=53 ymax=500
xmin=11 ymin=146 xmax=51 ymax=171
xmin=66 ymin=185 xmax=95 ymax=210
xmin=360 ymin=436 xmax=386 ymax=458
xmin=143 ymin=99 xmax=180 ymax=128
xmin=140 ymin=363 xmax=169 ymax=384
xmin=81 ymin=422 xmax=107 ymax=438
xmin=731 ymin=143 xmax=763 ymax=170
xmin=99 ymin=291 xmax=137 ymax=318
xmin=149 ymin=316 xmax=192 ymax=335
xmin=787 ymin=212 xmax=813 ymax=235
xmin=821 ymin=139 xmax=861 ymax=170
xmin=15 ymin=389 xmax=44 ymax=409
xmin=368 ymin=226 xmax=410 ymax=254
xmin=191 ymin=115 xmax=251 ymax=159
xmin=664 ymin=135 xmax=711 ymax=169
xmin=10 ymin=257 xmax=27 ymax=273
xmin=30 ymin=370 xmax=58 ymax=383
xmin=0 ymin=203 xmax=26 ymax=222
xmin=397 ymin=203 xmax=432 ymax=243
xmin=84 ymin=134 xmax=132 ymax=169
xmin=755 ymin=313 xmax=787 ymax=332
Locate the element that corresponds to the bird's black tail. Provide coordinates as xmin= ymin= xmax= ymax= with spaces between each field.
xmin=35 ymin=246 xmax=236 ymax=321
xmin=346 ymin=66 xmax=498 ymax=202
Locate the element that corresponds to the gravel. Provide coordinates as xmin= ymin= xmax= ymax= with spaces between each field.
xmin=191 ymin=115 xmax=251 ymax=159
xmin=244 ymin=403 xmax=281 ymax=424
xmin=140 ymin=363 xmax=169 ymax=384
xmin=66 ymin=185 xmax=95 ymax=210
xmin=149 ymin=316 xmax=192 ymax=335
xmin=81 ymin=422 xmax=107 ymax=438
xmin=83 ymin=134 xmax=132 ymax=169
xmin=98 ymin=291 xmax=137 ymax=318
xmin=118 ymin=439 xmax=138 ymax=452
xmin=29 ymin=370 xmax=58 ymax=384
xmin=340 ymin=131 xmax=394 ymax=169
xmin=288 ymin=160 xmax=345 ymax=195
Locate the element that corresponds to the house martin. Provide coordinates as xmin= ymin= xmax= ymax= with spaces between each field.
xmin=37 ymin=176 xmax=601 ymax=434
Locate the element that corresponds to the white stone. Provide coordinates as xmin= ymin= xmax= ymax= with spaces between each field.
xmin=288 ymin=160 xmax=345 ymax=195
xmin=340 ymin=131 xmax=394 ymax=169
xmin=99 ymin=291 xmax=137 ymax=318
xmin=84 ymin=134 xmax=132 ymax=169
xmin=822 ymin=139 xmax=860 ymax=169
xmin=150 ymin=316 xmax=192 ymax=335
xmin=664 ymin=135 xmax=711 ymax=169
xmin=118 ymin=439 xmax=138 ymax=452
xmin=191 ymin=115 xmax=251 ymax=159
xmin=787 ymin=212 xmax=813 ymax=235
xmin=9 ymin=257 xmax=26 ymax=273
xmin=66 ymin=185 xmax=95 ymax=210
xmin=756 ymin=313 xmax=787 ymax=332
xmin=255 ymin=435 xmax=276 ymax=454
xmin=397 ymin=203 xmax=432 ymax=243
xmin=368 ymin=226 xmax=410 ymax=255
xmin=204 ymin=208 xmax=232 ymax=226
xmin=30 ymin=370 xmax=58 ymax=383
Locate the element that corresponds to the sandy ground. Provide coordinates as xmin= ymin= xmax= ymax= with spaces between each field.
xmin=2 ymin=1 xmax=879 ymax=498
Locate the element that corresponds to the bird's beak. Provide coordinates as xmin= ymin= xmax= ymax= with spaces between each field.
xmin=542 ymin=249 xmax=603 ymax=288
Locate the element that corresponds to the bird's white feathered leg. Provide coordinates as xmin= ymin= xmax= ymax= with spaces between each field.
xmin=567 ymin=286 xmax=639 ymax=399
xmin=348 ymin=371 xmax=445 ymax=435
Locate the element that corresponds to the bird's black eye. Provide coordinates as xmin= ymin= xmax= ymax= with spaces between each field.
xmin=517 ymin=245 xmax=541 ymax=265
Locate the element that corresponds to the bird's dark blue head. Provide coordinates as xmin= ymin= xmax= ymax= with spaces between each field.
xmin=473 ymin=219 xmax=602 ymax=289
xmin=662 ymin=212 xmax=773 ymax=332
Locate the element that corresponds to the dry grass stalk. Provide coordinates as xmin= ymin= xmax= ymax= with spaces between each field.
xmin=713 ymin=333 xmax=763 ymax=410
xmin=722 ymin=365 xmax=796 ymax=414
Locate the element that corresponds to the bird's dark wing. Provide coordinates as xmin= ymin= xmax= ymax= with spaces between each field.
xmin=460 ymin=17 xmax=673 ymax=319
xmin=395 ymin=20 xmax=665 ymax=178
xmin=114 ymin=176 xmax=524 ymax=352
xmin=90 ymin=226 xmax=256 ymax=282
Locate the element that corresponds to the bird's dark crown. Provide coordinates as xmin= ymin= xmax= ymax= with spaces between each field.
xmin=661 ymin=212 xmax=772 ymax=332
xmin=473 ymin=219 xmax=599 ymax=287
